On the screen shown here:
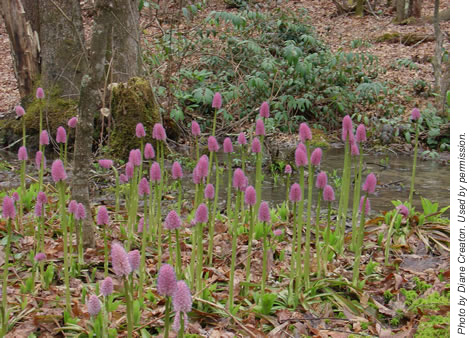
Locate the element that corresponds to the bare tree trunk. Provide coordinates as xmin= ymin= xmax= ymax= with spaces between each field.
xmin=0 ymin=0 xmax=40 ymax=99
xmin=356 ymin=0 xmax=364 ymax=16
xmin=432 ymin=0 xmax=448 ymax=115
xmin=396 ymin=0 xmax=406 ymax=22
xmin=408 ymin=0 xmax=422 ymax=18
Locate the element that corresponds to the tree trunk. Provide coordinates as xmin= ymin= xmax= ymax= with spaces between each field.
xmin=408 ymin=0 xmax=422 ymax=18
xmin=396 ymin=0 xmax=406 ymax=22
xmin=0 ymin=0 xmax=40 ymax=99
xmin=356 ymin=0 xmax=364 ymax=16
xmin=432 ymin=0 xmax=448 ymax=115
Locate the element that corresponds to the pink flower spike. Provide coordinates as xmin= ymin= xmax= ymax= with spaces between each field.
xmin=150 ymin=162 xmax=161 ymax=182
xmin=191 ymin=121 xmax=201 ymax=136
xmin=165 ymin=210 xmax=182 ymax=230
xmin=67 ymin=117 xmax=78 ymax=128
xmin=157 ymin=264 xmax=177 ymax=297
xmin=128 ymin=250 xmax=140 ymax=272
xmin=255 ymin=119 xmax=265 ymax=136
xmin=96 ymin=206 xmax=109 ymax=225
xmin=359 ymin=196 xmax=371 ymax=214
xmin=75 ymin=203 xmax=86 ymax=220
xmin=87 ymin=295 xmax=101 ymax=317
xmin=192 ymin=167 xmax=200 ymax=185
xmin=351 ymin=142 xmax=359 ymax=156
xmin=244 ymin=185 xmax=256 ymax=206
xmin=35 ymin=151 xmax=44 ymax=169
xmin=356 ymin=124 xmax=367 ymax=143
xmin=129 ymin=149 xmax=142 ymax=167
xmin=196 ymin=155 xmax=209 ymax=180
xmin=212 ymin=92 xmax=222 ymax=109
xmin=238 ymin=132 xmax=247 ymax=145
xmin=233 ymin=168 xmax=246 ymax=191
xmin=40 ymin=130 xmax=49 ymax=146
xmin=172 ymin=312 xmax=189 ymax=333
xmin=285 ymin=164 xmax=292 ymax=174
xmin=396 ymin=204 xmax=409 ymax=218
xmin=204 ymin=184 xmax=215 ymax=200
xmin=316 ymin=171 xmax=328 ymax=190
xmin=258 ymin=201 xmax=271 ymax=222
xmin=125 ymin=162 xmax=134 ymax=179
xmin=172 ymin=161 xmax=183 ymax=180
xmin=138 ymin=177 xmax=150 ymax=196
xmin=2 ymin=196 xmax=16 ymax=219
xmin=172 ymin=280 xmax=192 ymax=312
xmin=68 ymin=200 xmax=78 ymax=214
xmin=289 ymin=183 xmax=302 ymax=202
xmin=119 ymin=174 xmax=128 ymax=184
xmin=295 ymin=144 xmax=308 ymax=167
xmin=362 ymin=173 xmax=377 ymax=194
xmin=15 ymin=105 xmax=25 ymax=117
xmin=135 ymin=123 xmax=146 ymax=138
xmin=323 ymin=185 xmax=335 ymax=202
xmin=111 ymin=242 xmax=131 ymax=277
xmin=342 ymin=115 xmax=353 ymax=142
xmin=311 ymin=148 xmax=322 ymax=166
xmin=37 ymin=191 xmax=47 ymax=205
xmin=411 ymin=108 xmax=421 ymax=121
xmin=34 ymin=202 xmax=42 ymax=217
xmin=98 ymin=159 xmax=113 ymax=169
xmin=18 ymin=146 xmax=28 ymax=161
xmin=36 ymin=87 xmax=44 ymax=99
xmin=208 ymin=136 xmax=219 ymax=152
xmin=152 ymin=123 xmax=167 ymax=140
xmin=12 ymin=192 xmax=19 ymax=202
xmin=51 ymin=160 xmax=67 ymax=182
xmin=144 ymin=143 xmax=155 ymax=159
xmin=299 ymin=123 xmax=312 ymax=143
xmin=34 ymin=253 xmax=46 ymax=262
xmin=195 ymin=203 xmax=208 ymax=224
xmin=137 ymin=217 xmax=145 ymax=233
xmin=259 ymin=101 xmax=270 ymax=118
xmin=101 ymin=277 xmax=114 ymax=296
xmin=273 ymin=229 xmax=283 ymax=236
xmin=251 ymin=138 xmax=261 ymax=153
xmin=223 ymin=137 xmax=234 ymax=153
xmin=56 ymin=126 xmax=66 ymax=143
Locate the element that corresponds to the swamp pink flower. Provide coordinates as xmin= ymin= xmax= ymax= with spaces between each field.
xmin=40 ymin=130 xmax=49 ymax=146
xmin=259 ymin=101 xmax=270 ymax=118
xmin=251 ymin=138 xmax=261 ymax=153
xmin=362 ymin=173 xmax=377 ymax=194
xmin=172 ymin=161 xmax=183 ymax=180
xmin=244 ymin=185 xmax=256 ymax=206
xmin=208 ymin=136 xmax=219 ymax=152
xmin=111 ymin=242 xmax=131 ymax=277
xmin=153 ymin=123 xmax=166 ymax=140
xmin=316 ymin=171 xmax=328 ymax=189
xmin=192 ymin=167 xmax=200 ymax=185
xmin=56 ymin=126 xmax=66 ymax=143
xmin=411 ymin=108 xmax=421 ymax=121
xmin=223 ymin=137 xmax=234 ymax=153
xmin=258 ymin=201 xmax=271 ymax=222
xmin=342 ymin=115 xmax=353 ymax=142
xmin=351 ymin=142 xmax=359 ymax=156
xmin=35 ymin=151 xmax=44 ymax=169
xmin=212 ymin=92 xmax=222 ymax=109
xmin=356 ymin=124 xmax=367 ymax=143
xmin=138 ymin=177 xmax=150 ymax=196
xmin=129 ymin=149 xmax=142 ymax=167
xmin=255 ymin=119 xmax=265 ymax=136
xmin=233 ymin=168 xmax=246 ymax=190
xmin=98 ymin=159 xmax=113 ymax=169
xmin=295 ymin=144 xmax=308 ymax=167
xmin=68 ymin=117 xmax=78 ymax=128
xmin=396 ymin=204 xmax=409 ymax=218
xmin=101 ymin=277 xmax=114 ymax=296
xmin=75 ymin=203 xmax=86 ymax=220
xmin=195 ymin=203 xmax=208 ymax=224
xmin=128 ymin=250 xmax=140 ymax=272
xmin=68 ymin=200 xmax=78 ymax=214
xmin=273 ymin=229 xmax=283 ymax=236
xmin=135 ymin=123 xmax=146 ymax=138
xmin=323 ymin=185 xmax=335 ymax=201
xmin=150 ymin=162 xmax=161 ymax=182
xmin=359 ymin=196 xmax=371 ymax=214
xmin=2 ymin=196 xmax=15 ymax=219
xmin=196 ymin=155 xmax=209 ymax=180
xmin=120 ymin=174 xmax=128 ymax=184
xmin=311 ymin=148 xmax=322 ymax=166
xmin=204 ymin=184 xmax=215 ymax=200
xmin=157 ymin=264 xmax=177 ymax=297
xmin=172 ymin=280 xmax=192 ymax=312
xmin=299 ymin=123 xmax=312 ymax=143
xmin=289 ymin=183 xmax=301 ymax=202
xmin=36 ymin=87 xmax=44 ymax=99
xmin=96 ymin=206 xmax=109 ymax=225
xmin=191 ymin=121 xmax=201 ymax=136
xmin=87 ymin=295 xmax=101 ymax=317
xmin=144 ymin=143 xmax=155 ymax=160
xmin=51 ymin=160 xmax=67 ymax=182
xmin=34 ymin=253 xmax=46 ymax=262
xmin=15 ymin=105 xmax=25 ymax=117
xmin=172 ymin=312 xmax=189 ymax=333
xmin=284 ymin=164 xmax=292 ymax=174
xmin=137 ymin=217 xmax=145 ymax=233
xmin=12 ymin=192 xmax=19 ymax=202
xmin=37 ymin=191 xmax=47 ymax=205
xmin=18 ymin=146 xmax=27 ymax=161
xmin=164 ymin=210 xmax=182 ymax=230
xmin=34 ymin=202 xmax=42 ymax=217
xmin=125 ymin=162 xmax=134 ymax=179
xmin=237 ymin=132 xmax=247 ymax=145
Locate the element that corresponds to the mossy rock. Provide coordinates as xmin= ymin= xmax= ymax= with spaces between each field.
xmin=109 ymin=77 xmax=161 ymax=159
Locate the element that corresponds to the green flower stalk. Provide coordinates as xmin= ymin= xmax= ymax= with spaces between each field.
xmin=211 ymin=92 xmax=222 ymax=136
xmin=322 ymin=184 xmax=335 ymax=275
xmin=138 ymin=177 xmax=150 ymax=300
xmin=244 ymin=185 xmax=256 ymax=295
xmin=294 ymin=143 xmax=307 ymax=293
xmin=228 ymin=189 xmax=242 ymax=309
xmin=259 ymin=201 xmax=271 ymax=294
xmin=194 ymin=203 xmax=208 ymax=293
xmin=97 ymin=206 xmax=110 ymax=276
xmin=350 ymin=124 xmax=366 ymax=251
xmin=1 ymin=196 xmax=15 ymax=336
xmin=314 ymin=171 xmax=326 ymax=278
xmin=191 ymin=121 xmax=201 ymax=161
xmin=288 ymin=183 xmax=301 ymax=304
xmin=409 ymin=108 xmax=421 ymax=206
xmin=284 ymin=165 xmax=292 ymax=201
xmin=208 ymin=164 xmax=221 ymax=266
xmin=224 ymin=138 xmax=234 ymax=218
xmin=385 ymin=205 xmax=408 ymax=265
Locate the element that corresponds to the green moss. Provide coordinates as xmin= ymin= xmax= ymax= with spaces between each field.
xmin=109 ymin=77 xmax=160 ymax=158
xmin=415 ymin=315 xmax=450 ymax=338
xmin=311 ymin=129 xmax=330 ymax=149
